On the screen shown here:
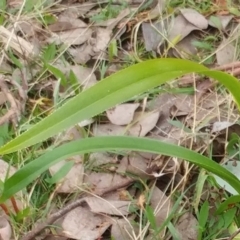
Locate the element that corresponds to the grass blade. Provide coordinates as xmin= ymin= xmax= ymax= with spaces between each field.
xmin=1 ymin=136 xmax=240 ymax=202
xmin=1 ymin=59 xmax=240 ymax=154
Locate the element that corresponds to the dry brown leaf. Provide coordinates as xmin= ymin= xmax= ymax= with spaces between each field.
xmin=93 ymin=123 xmax=126 ymax=136
xmin=48 ymin=18 xmax=87 ymax=32
xmin=111 ymin=218 xmax=137 ymax=240
xmin=84 ymin=172 xmax=132 ymax=195
xmin=51 ymin=127 xmax=84 ymax=193
xmin=142 ymin=20 xmax=168 ymax=51
xmin=175 ymin=212 xmax=198 ymax=240
xmin=47 ymin=27 xmax=92 ymax=45
xmin=129 ymin=111 xmax=161 ymax=136
xmin=85 ymin=197 xmax=131 ymax=216
xmin=117 ymin=154 xmax=149 ymax=179
xmin=68 ymin=44 xmax=93 ymax=64
xmin=49 ymin=157 xmax=84 ymax=193
xmin=180 ymin=8 xmax=208 ymax=29
xmin=0 ymin=26 xmax=37 ymax=58
xmin=216 ymin=39 xmax=235 ymax=65
xmin=106 ymin=103 xmax=140 ymax=125
xmin=91 ymin=28 xmax=112 ymax=53
xmin=88 ymin=152 xmax=117 ymax=167
xmin=61 ymin=206 xmax=111 ymax=239
xmin=13 ymin=19 xmax=42 ymax=38
xmin=59 ymin=2 xmax=97 ymax=17
xmin=94 ymin=8 xmax=134 ymax=30
xmin=168 ymin=14 xmax=199 ymax=42
xmin=171 ymin=34 xmax=198 ymax=58
xmin=54 ymin=64 xmax=97 ymax=91
xmin=148 ymin=186 xmax=172 ymax=238
xmin=54 ymin=126 xmax=83 ymax=145
xmin=68 ymin=65 xmax=97 ymax=89
xmin=208 ymin=15 xmax=233 ymax=30
xmin=93 ymin=110 xmax=160 ymax=137
xmin=0 ymin=216 xmax=12 ymax=240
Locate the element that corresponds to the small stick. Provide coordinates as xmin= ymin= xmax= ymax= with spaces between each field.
xmin=10 ymin=197 xmax=19 ymax=214
xmin=0 ymin=203 xmax=9 ymax=215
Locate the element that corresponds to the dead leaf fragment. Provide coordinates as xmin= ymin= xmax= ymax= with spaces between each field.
xmin=85 ymin=197 xmax=131 ymax=216
xmin=208 ymin=15 xmax=233 ymax=30
xmin=47 ymin=27 xmax=92 ymax=45
xmin=107 ymin=103 xmax=140 ymax=125
xmin=175 ymin=212 xmax=198 ymax=240
xmin=129 ymin=111 xmax=161 ymax=136
xmin=180 ymin=8 xmax=208 ymax=29
xmin=111 ymin=218 xmax=135 ymax=240
xmin=216 ymin=39 xmax=235 ymax=65
xmin=68 ymin=65 xmax=97 ymax=89
xmin=168 ymin=14 xmax=199 ymax=42
xmin=149 ymin=186 xmax=172 ymax=237
xmin=91 ymin=28 xmax=111 ymax=53
xmin=68 ymin=44 xmax=93 ymax=64
xmin=142 ymin=20 xmax=167 ymax=51
xmin=61 ymin=206 xmax=111 ymax=240
xmin=49 ymin=158 xmax=84 ymax=193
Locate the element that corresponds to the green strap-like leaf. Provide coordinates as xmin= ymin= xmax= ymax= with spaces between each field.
xmin=1 ymin=136 xmax=240 ymax=202
xmin=1 ymin=59 xmax=240 ymax=154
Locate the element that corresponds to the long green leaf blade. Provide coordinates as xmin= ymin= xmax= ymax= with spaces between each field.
xmin=1 ymin=136 xmax=240 ymax=202
xmin=1 ymin=59 xmax=240 ymax=154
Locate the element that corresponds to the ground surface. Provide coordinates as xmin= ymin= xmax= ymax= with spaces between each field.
xmin=1 ymin=0 xmax=240 ymax=239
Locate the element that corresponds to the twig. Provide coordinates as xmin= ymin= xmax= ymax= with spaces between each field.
xmin=20 ymin=178 xmax=134 ymax=240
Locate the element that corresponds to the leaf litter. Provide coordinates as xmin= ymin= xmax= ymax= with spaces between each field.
xmin=2 ymin=0 xmax=240 ymax=239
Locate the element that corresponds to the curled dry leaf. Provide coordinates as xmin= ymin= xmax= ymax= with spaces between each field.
xmin=0 ymin=216 xmax=12 ymax=240
xmin=107 ymin=103 xmax=140 ymax=125
xmin=61 ymin=206 xmax=111 ymax=240
xmin=180 ymin=8 xmax=208 ymax=29
xmin=85 ymin=197 xmax=131 ymax=216
xmin=175 ymin=212 xmax=198 ymax=240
